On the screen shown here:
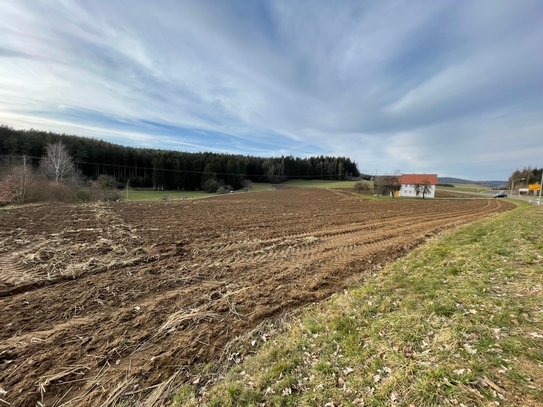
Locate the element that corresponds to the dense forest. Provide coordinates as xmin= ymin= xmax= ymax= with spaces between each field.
xmin=0 ymin=125 xmax=361 ymax=190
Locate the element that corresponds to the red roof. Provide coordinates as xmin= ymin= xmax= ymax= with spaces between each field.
xmin=400 ymin=174 xmax=438 ymax=185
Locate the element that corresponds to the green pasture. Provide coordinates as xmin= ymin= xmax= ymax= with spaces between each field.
xmin=125 ymin=183 xmax=274 ymax=201
xmin=282 ymin=179 xmax=373 ymax=189
xmin=249 ymin=182 xmax=274 ymax=191
xmin=125 ymin=189 xmax=210 ymax=201
xmin=438 ymin=183 xmax=492 ymax=194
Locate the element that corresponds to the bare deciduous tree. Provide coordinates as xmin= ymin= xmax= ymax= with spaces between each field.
xmin=242 ymin=179 xmax=253 ymax=191
xmin=40 ymin=141 xmax=76 ymax=183
xmin=415 ymin=180 xmax=432 ymax=199
xmin=354 ymin=181 xmax=370 ymax=194
xmin=0 ymin=175 xmax=17 ymax=205
xmin=379 ymin=175 xmax=401 ymax=198
xmin=0 ymin=164 xmax=48 ymax=204
xmin=9 ymin=165 xmax=31 ymax=204
xmin=96 ymin=174 xmax=119 ymax=201
xmin=0 ymin=158 xmax=43 ymax=204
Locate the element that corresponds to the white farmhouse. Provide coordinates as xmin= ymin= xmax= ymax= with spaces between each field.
xmin=399 ymin=174 xmax=438 ymax=198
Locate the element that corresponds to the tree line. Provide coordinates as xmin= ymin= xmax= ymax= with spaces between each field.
xmin=0 ymin=125 xmax=361 ymax=195
xmin=507 ymin=166 xmax=542 ymax=190
xmin=0 ymin=140 xmax=123 ymax=205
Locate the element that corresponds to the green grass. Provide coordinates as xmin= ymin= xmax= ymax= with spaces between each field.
xmin=125 ymin=189 xmax=210 ymax=201
xmin=0 ymin=183 xmax=275 ymax=205
xmin=174 ymin=201 xmax=543 ymax=406
xmin=0 ymin=202 xmax=44 ymax=210
xmin=249 ymin=182 xmax=274 ymax=191
xmin=438 ymin=183 xmax=492 ymax=193
xmin=125 ymin=183 xmax=273 ymax=201
xmin=282 ymin=179 xmax=372 ymax=189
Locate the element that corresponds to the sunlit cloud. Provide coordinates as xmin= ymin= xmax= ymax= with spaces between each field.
xmin=0 ymin=0 xmax=541 ymax=180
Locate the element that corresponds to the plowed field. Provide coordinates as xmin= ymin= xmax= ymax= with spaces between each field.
xmin=0 ymin=188 xmax=514 ymax=406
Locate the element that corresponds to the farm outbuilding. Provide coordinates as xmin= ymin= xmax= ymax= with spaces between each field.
xmin=400 ymin=174 xmax=438 ymax=198
xmin=373 ymin=173 xmax=438 ymax=198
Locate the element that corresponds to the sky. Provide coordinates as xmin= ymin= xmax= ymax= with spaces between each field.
xmin=0 ymin=0 xmax=541 ymax=180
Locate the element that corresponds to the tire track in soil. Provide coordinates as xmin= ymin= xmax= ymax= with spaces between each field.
xmin=201 ymin=199 xmax=497 ymax=258
xmin=0 ymin=189 xmax=514 ymax=407
xmin=208 ymin=202 xmax=502 ymax=271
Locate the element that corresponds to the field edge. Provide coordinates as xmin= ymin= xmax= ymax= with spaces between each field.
xmin=172 ymin=201 xmax=543 ymax=406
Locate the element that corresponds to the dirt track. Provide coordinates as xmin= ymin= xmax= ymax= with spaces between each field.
xmin=0 ymin=188 xmax=514 ymax=406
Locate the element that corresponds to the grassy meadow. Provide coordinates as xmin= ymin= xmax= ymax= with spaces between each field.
xmin=123 ymin=180 xmax=364 ymax=202
xmin=173 ymin=201 xmax=543 ymax=406
xmin=124 ymin=183 xmax=273 ymax=201
xmin=438 ymin=183 xmax=493 ymax=194
xmin=125 ymin=189 xmax=210 ymax=201
xmin=282 ymin=179 xmax=372 ymax=189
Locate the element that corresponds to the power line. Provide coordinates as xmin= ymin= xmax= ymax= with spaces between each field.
xmin=0 ymin=155 xmax=356 ymax=179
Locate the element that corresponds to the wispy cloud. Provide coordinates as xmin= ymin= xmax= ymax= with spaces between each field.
xmin=0 ymin=0 xmax=541 ymax=179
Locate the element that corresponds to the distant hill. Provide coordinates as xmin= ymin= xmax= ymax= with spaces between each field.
xmin=438 ymin=177 xmax=506 ymax=187
xmin=477 ymin=180 xmax=507 ymax=187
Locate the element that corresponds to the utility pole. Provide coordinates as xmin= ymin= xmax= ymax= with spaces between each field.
xmin=510 ymin=177 xmax=525 ymax=197
xmin=538 ymin=171 xmax=542 ymax=206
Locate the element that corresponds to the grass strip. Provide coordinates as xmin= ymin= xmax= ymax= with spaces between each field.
xmin=173 ymin=202 xmax=543 ymax=407
xmin=125 ymin=183 xmax=273 ymax=201
xmin=438 ymin=184 xmax=492 ymax=193
xmin=282 ymin=180 xmax=369 ymax=189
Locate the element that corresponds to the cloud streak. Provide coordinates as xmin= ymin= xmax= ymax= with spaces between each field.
xmin=0 ymin=0 xmax=541 ymax=179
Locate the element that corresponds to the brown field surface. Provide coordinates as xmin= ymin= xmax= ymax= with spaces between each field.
xmin=0 ymin=188 xmax=514 ymax=406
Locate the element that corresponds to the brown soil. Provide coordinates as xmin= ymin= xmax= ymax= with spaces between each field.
xmin=0 ymin=188 xmax=514 ymax=406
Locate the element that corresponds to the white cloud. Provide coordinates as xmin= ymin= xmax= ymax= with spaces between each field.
xmin=0 ymin=0 xmax=541 ymax=180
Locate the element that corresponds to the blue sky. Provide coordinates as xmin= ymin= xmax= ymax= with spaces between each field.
xmin=0 ymin=0 xmax=541 ymax=180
